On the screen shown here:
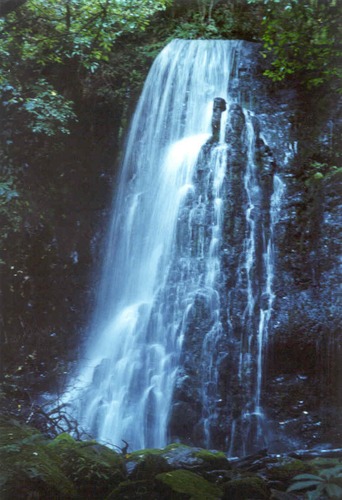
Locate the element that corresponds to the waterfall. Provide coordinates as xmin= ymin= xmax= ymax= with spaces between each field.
xmin=62 ymin=39 xmax=284 ymax=455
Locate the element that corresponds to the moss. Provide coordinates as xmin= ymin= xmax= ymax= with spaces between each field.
xmin=192 ymin=449 xmax=230 ymax=469
xmin=46 ymin=432 xmax=126 ymax=498
xmin=0 ymin=421 xmax=77 ymax=499
xmin=106 ymin=479 xmax=158 ymax=499
xmin=0 ymin=420 xmax=130 ymax=499
xmin=127 ymin=447 xmax=165 ymax=460
xmin=267 ymin=457 xmax=314 ymax=481
xmin=48 ymin=432 xmax=123 ymax=468
xmin=48 ymin=432 xmax=78 ymax=446
xmin=222 ymin=476 xmax=270 ymax=500
xmin=193 ymin=449 xmax=226 ymax=460
xmin=127 ymin=442 xmax=187 ymax=460
xmin=155 ymin=469 xmax=222 ymax=499
xmin=313 ymin=172 xmax=324 ymax=180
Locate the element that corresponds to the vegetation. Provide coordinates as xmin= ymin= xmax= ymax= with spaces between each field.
xmin=287 ymin=467 xmax=342 ymax=499
xmin=155 ymin=0 xmax=342 ymax=91
xmin=3 ymin=418 xmax=341 ymax=499
xmin=249 ymin=0 xmax=342 ymax=90
xmin=0 ymin=419 xmax=125 ymax=499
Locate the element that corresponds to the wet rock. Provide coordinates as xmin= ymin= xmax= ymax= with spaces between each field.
xmin=265 ymin=457 xmax=313 ymax=481
xmin=155 ymin=469 xmax=222 ymax=499
xmin=222 ymin=476 xmax=270 ymax=499
xmin=130 ymin=454 xmax=171 ymax=480
xmin=211 ymin=97 xmax=227 ymax=141
xmin=225 ymin=103 xmax=246 ymax=141
xmin=106 ymin=479 xmax=157 ymax=499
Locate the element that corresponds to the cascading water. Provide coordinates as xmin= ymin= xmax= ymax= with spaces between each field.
xmin=63 ymin=39 xmax=285 ymax=455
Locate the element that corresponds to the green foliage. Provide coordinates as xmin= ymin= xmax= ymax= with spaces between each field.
xmin=164 ymin=0 xmax=262 ymax=41
xmin=22 ymin=79 xmax=77 ymax=136
xmin=0 ymin=420 xmax=128 ymax=499
xmin=258 ymin=0 xmax=342 ymax=91
xmin=303 ymin=161 xmax=340 ymax=186
xmin=0 ymin=420 xmax=77 ymax=499
xmin=0 ymin=176 xmax=24 ymax=257
xmin=287 ymin=466 xmax=342 ymax=499
xmin=0 ymin=0 xmax=171 ymax=144
xmin=172 ymin=11 xmax=220 ymax=39
xmin=145 ymin=0 xmax=342 ymax=95
xmin=0 ymin=0 xmax=171 ymax=69
xmin=0 ymin=79 xmax=77 ymax=138
xmin=0 ymin=179 xmax=18 ymax=206
xmin=0 ymin=0 xmax=171 ymax=271
xmin=47 ymin=435 xmax=125 ymax=493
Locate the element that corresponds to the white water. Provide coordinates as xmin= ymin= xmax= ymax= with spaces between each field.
xmin=63 ymin=40 xmax=239 ymax=450
xmin=230 ymin=119 xmax=285 ymax=454
xmin=62 ymin=39 xmax=285 ymax=454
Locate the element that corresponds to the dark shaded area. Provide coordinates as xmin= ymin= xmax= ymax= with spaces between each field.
xmin=0 ymin=0 xmax=27 ymax=17
xmin=0 ymin=47 xmax=144 ymax=397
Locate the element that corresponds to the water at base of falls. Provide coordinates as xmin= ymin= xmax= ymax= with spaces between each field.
xmin=62 ymin=39 xmax=285 ymax=455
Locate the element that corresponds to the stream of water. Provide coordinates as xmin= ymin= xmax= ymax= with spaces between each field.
xmin=62 ymin=40 xmax=284 ymax=454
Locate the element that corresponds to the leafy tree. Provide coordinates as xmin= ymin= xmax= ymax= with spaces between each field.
xmin=248 ymin=0 xmax=342 ymax=90
xmin=0 ymin=0 xmax=171 ymax=393
xmin=163 ymin=0 xmax=262 ymax=41
xmin=0 ymin=0 xmax=171 ymax=126
xmin=0 ymin=0 xmax=171 ymax=243
xmin=0 ymin=0 xmax=170 ymax=69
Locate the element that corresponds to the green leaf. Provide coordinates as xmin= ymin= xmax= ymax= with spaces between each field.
xmin=325 ymin=483 xmax=342 ymax=498
xmin=287 ymin=480 xmax=322 ymax=492
xmin=292 ymin=473 xmax=323 ymax=481
xmin=306 ymin=487 xmax=324 ymax=500
xmin=320 ymin=465 xmax=342 ymax=479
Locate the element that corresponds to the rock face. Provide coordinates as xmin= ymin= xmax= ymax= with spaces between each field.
xmin=169 ymin=41 xmax=342 ymax=454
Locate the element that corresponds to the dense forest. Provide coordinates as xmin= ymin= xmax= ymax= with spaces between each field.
xmin=1 ymin=0 xmax=341 ymax=498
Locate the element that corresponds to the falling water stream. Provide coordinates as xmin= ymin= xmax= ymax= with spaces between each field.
xmin=63 ymin=40 xmax=284 ymax=454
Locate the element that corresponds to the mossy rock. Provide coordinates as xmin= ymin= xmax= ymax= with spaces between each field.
xmin=46 ymin=432 xmax=126 ymax=498
xmin=0 ymin=420 xmax=129 ymax=499
xmin=266 ymin=457 xmax=313 ymax=481
xmin=130 ymin=453 xmax=172 ymax=480
xmin=222 ymin=475 xmax=270 ymax=499
xmin=0 ymin=420 xmax=77 ymax=499
xmin=128 ymin=443 xmax=197 ymax=472
xmin=155 ymin=469 xmax=222 ymax=499
xmin=106 ymin=479 xmax=160 ymax=499
xmin=127 ymin=442 xmax=187 ymax=460
xmin=192 ymin=449 xmax=231 ymax=470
